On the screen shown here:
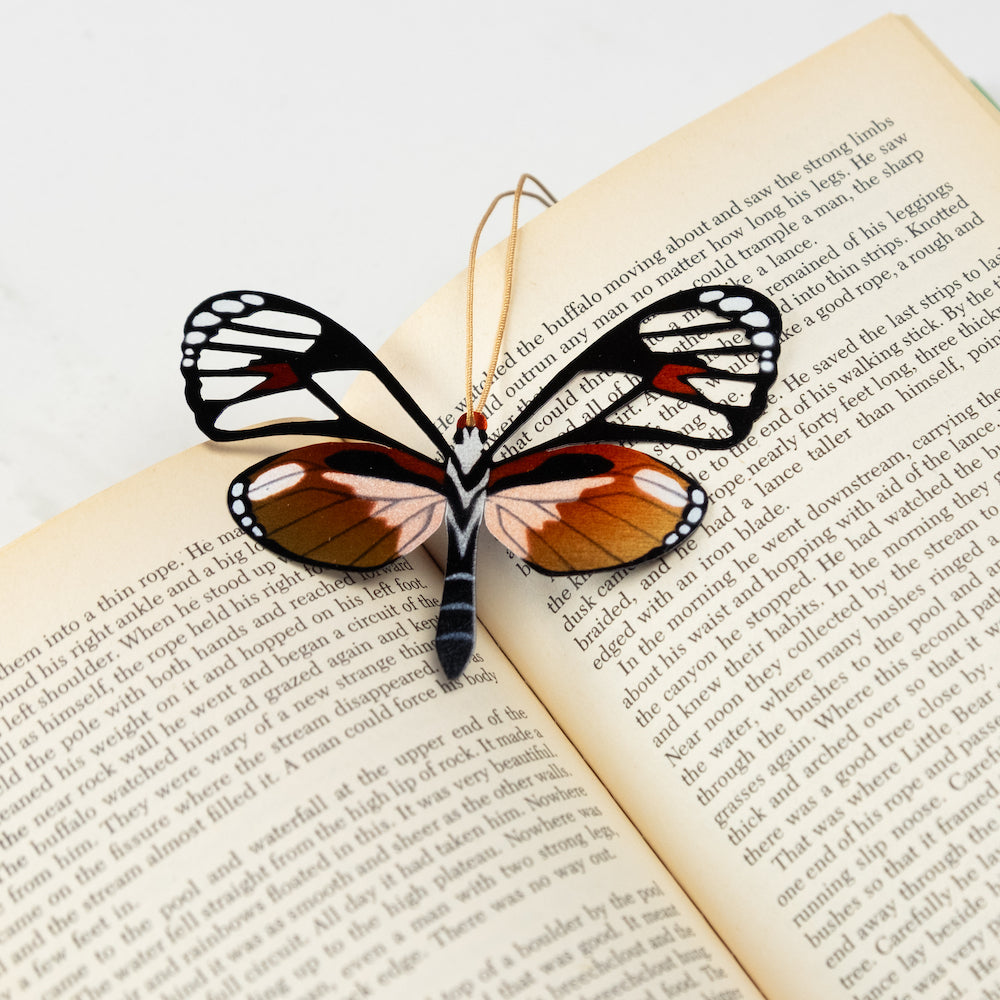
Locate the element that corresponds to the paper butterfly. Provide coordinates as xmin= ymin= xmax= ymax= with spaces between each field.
xmin=181 ymin=286 xmax=780 ymax=678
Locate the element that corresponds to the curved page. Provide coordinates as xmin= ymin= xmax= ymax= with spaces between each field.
xmin=0 ymin=439 xmax=760 ymax=997
xmin=360 ymin=16 xmax=1000 ymax=998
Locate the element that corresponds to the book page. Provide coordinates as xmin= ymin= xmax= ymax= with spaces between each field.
xmin=0 ymin=442 xmax=760 ymax=998
xmin=359 ymin=17 xmax=1000 ymax=999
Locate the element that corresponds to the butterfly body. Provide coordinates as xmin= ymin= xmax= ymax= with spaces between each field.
xmin=183 ymin=285 xmax=780 ymax=678
xmin=436 ymin=422 xmax=490 ymax=676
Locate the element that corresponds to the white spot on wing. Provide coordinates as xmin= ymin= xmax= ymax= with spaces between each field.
xmin=248 ymin=463 xmax=307 ymax=500
xmin=719 ymin=296 xmax=753 ymax=312
xmin=195 ymin=348 xmax=261 ymax=371
xmin=235 ymin=310 xmax=321 ymax=337
xmin=632 ymin=469 xmax=689 ymax=508
xmin=212 ymin=299 xmax=245 ymax=313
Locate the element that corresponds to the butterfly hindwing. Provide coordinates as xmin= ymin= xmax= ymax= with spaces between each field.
xmin=485 ymin=444 xmax=705 ymax=574
xmin=229 ymin=442 xmax=447 ymax=570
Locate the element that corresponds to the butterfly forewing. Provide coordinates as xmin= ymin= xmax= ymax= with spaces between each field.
xmin=485 ymin=444 xmax=705 ymax=574
xmin=230 ymin=443 xmax=447 ymax=569
xmin=489 ymin=286 xmax=780 ymax=457
xmin=181 ymin=291 xmax=448 ymax=457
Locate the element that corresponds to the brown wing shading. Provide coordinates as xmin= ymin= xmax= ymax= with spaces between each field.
xmin=484 ymin=444 xmax=706 ymax=574
xmin=230 ymin=442 xmax=447 ymax=569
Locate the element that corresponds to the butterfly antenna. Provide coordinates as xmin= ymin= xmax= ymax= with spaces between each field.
xmin=464 ymin=174 xmax=556 ymax=425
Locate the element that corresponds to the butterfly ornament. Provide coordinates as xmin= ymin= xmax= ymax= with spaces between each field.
xmin=181 ymin=190 xmax=780 ymax=679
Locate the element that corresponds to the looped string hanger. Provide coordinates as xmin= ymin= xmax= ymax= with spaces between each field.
xmin=464 ymin=174 xmax=557 ymax=424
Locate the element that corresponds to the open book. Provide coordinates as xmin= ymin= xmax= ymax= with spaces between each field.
xmin=3 ymin=16 xmax=999 ymax=998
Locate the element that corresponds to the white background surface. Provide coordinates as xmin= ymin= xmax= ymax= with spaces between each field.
xmin=1 ymin=0 xmax=998 ymax=549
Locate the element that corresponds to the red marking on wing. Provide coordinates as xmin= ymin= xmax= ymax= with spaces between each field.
xmin=245 ymin=362 xmax=300 ymax=392
xmin=652 ymin=363 xmax=705 ymax=397
xmin=485 ymin=444 xmax=702 ymax=573
xmin=238 ymin=443 xmax=446 ymax=569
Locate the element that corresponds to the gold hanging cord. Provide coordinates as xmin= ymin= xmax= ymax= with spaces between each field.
xmin=464 ymin=173 xmax=557 ymax=423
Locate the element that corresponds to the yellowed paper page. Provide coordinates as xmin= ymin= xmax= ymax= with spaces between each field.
xmin=0 ymin=441 xmax=760 ymax=998
xmin=358 ymin=16 xmax=1000 ymax=998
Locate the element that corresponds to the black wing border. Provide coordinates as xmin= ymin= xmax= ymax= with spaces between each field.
xmin=485 ymin=284 xmax=781 ymax=463
xmin=181 ymin=290 xmax=450 ymax=461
